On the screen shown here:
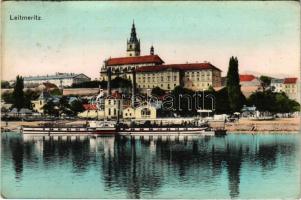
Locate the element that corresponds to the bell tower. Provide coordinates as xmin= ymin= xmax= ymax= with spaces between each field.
xmin=127 ymin=21 xmax=140 ymax=57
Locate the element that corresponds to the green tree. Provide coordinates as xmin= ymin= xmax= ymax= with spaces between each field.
xmin=248 ymin=91 xmax=300 ymax=114
xmin=70 ymin=99 xmax=84 ymax=115
xmin=12 ymin=75 xmax=25 ymax=111
xmin=2 ymin=91 xmax=14 ymax=104
xmin=1 ymin=81 xmax=10 ymax=88
xmin=259 ymin=75 xmax=272 ymax=91
xmin=215 ymin=87 xmax=231 ymax=114
xmin=58 ymin=96 xmax=72 ymax=116
xmin=151 ymin=87 xmax=166 ymax=97
xmin=111 ymin=77 xmax=132 ymax=88
xmin=43 ymin=101 xmax=59 ymax=116
xmin=24 ymin=90 xmax=39 ymax=109
xmin=226 ymin=57 xmax=245 ymax=112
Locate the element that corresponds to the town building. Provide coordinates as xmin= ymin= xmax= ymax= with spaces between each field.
xmin=99 ymin=22 xmax=222 ymax=91
xmin=239 ymin=74 xmax=262 ymax=98
xmin=31 ymin=91 xmax=52 ymax=113
xmin=24 ymin=73 xmax=91 ymax=88
xmin=135 ymin=63 xmax=222 ymax=91
xmin=123 ymin=103 xmax=157 ymax=120
xmin=104 ymin=92 xmax=123 ymax=119
xmin=271 ymin=78 xmax=284 ymax=93
xmin=283 ymin=77 xmax=299 ymax=102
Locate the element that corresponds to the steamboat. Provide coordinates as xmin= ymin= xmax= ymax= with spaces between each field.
xmin=21 ymin=121 xmax=116 ymax=136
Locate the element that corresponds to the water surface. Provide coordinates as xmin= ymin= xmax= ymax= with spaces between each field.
xmin=1 ymin=133 xmax=300 ymax=198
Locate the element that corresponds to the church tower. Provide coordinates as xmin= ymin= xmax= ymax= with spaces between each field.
xmin=127 ymin=21 xmax=140 ymax=57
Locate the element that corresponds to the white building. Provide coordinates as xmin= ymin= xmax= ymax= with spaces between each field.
xmin=271 ymin=78 xmax=284 ymax=93
xmin=23 ymin=73 xmax=91 ymax=88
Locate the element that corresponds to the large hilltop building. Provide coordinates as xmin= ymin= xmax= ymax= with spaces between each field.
xmin=100 ymin=22 xmax=222 ymax=91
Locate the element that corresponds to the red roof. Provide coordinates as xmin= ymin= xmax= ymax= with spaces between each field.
xmin=106 ymin=55 xmax=164 ymax=66
xmin=83 ymin=104 xmax=98 ymax=110
xmin=240 ymin=74 xmax=256 ymax=82
xmin=107 ymin=91 xmax=122 ymax=99
xmin=135 ymin=63 xmax=221 ymax=73
xmin=284 ymin=77 xmax=297 ymax=84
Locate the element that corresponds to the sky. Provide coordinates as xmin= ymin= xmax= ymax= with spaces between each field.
xmin=2 ymin=1 xmax=300 ymax=81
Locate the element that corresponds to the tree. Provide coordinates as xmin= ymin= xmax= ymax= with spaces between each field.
xmin=215 ymin=87 xmax=231 ymax=114
xmin=111 ymin=77 xmax=132 ymax=88
xmin=259 ymin=75 xmax=272 ymax=91
xmin=248 ymin=91 xmax=300 ymax=114
xmin=12 ymin=75 xmax=25 ymax=111
xmin=58 ymin=96 xmax=72 ymax=116
xmin=151 ymin=87 xmax=165 ymax=97
xmin=43 ymin=101 xmax=59 ymax=116
xmin=70 ymin=100 xmax=84 ymax=115
xmin=24 ymin=90 xmax=39 ymax=109
xmin=2 ymin=91 xmax=14 ymax=104
xmin=1 ymin=81 xmax=10 ymax=88
xmin=226 ymin=57 xmax=245 ymax=112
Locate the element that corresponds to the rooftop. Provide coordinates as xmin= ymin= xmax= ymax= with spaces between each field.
xmin=239 ymin=74 xmax=256 ymax=82
xmin=135 ymin=63 xmax=222 ymax=73
xmin=106 ymin=55 xmax=164 ymax=66
xmin=24 ymin=73 xmax=88 ymax=81
xmin=284 ymin=77 xmax=298 ymax=84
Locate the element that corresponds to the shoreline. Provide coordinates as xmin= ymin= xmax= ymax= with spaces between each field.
xmin=1 ymin=118 xmax=300 ymax=134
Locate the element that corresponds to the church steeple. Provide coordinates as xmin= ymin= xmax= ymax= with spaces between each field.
xmin=127 ymin=21 xmax=140 ymax=57
xmin=150 ymin=45 xmax=154 ymax=55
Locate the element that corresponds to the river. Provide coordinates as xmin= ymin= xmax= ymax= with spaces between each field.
xmin=1 ymin=132 xmax=300 ymax=198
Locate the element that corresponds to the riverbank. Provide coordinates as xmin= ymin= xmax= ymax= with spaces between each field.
xmin=224 ymin=117 xmax=300 ymax=132
xmin=1 ymin=117 xmax=300 ymax=133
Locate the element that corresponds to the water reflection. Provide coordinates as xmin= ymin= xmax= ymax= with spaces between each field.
xmin=1 ymin=133 xmax=299 ymax=198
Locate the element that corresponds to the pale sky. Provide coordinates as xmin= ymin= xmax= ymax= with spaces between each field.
xmin=2 ymin=1 xmax=300 ymax=81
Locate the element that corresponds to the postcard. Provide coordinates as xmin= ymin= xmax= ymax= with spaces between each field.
xmin=1 ymin=1 xmax=300 ymax=199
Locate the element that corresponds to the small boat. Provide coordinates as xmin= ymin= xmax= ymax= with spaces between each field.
xmin=21 ymin=120 xmax=116 ymax=136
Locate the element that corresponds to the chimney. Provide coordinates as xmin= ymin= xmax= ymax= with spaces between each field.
xmin=131 ymin=69 xmax=136 ymax=107
xmin=107 ymin=67 xmax=112 ymax=95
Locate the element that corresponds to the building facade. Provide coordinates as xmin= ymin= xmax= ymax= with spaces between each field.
xmin=283 ymin=78 xmax=299 ymax=102
xmin=135 ymin=63 xmax=222 ymax=91
xmin=271 ymin=78 xmax=284 ymax=93
xmin=24 ymin=73 xmax=91 ymax=88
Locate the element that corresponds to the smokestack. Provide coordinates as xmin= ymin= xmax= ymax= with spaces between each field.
xmin=107 ymin=67 xmax=112 ymax=95
xmin=131 ymin=69 xmax=136 ymax=107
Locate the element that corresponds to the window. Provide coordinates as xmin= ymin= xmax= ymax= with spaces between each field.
xmin=114 ymin=109 xmax=116 ymax=115
xmin=108 ymin=100 xmax=111 ymax=105
xmin=174 ymin=76 xmax=177 ymax=81
xmin=141 ymin=108 xmax=151 ymax=117
xmin=108 ymin=108 xmax=111 ymax=116
xmin=161 ymin=77 xmax=164 ymax=81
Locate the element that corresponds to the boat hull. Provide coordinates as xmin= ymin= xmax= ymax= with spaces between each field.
xmin=21 ymin=126 xmax=116 ymax=136
xmin=117 ymin=127 xmax=214 ymax=136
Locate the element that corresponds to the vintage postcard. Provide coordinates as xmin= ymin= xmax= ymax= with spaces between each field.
xmin=1 ymin=1 xmax=300 ymax=199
